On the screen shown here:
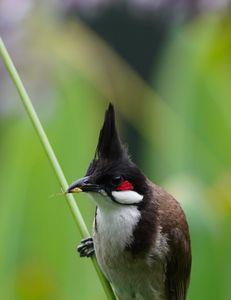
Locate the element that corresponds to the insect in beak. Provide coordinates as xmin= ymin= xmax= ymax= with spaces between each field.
xmin=67 ymin=187 xmax=82 ymax=194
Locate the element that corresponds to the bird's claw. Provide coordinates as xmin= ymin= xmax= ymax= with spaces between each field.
xmin=77 ymin=237 xmax=95 ymax=258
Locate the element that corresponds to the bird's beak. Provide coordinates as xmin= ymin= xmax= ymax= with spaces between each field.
xmin=66 ymin=176 xmax=101 ymax=194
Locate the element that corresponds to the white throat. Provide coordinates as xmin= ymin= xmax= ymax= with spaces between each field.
xmin=90 ymin=192 xmax=142 ymax=252
xmin=96 ymin=205 xmax=141 ymax=252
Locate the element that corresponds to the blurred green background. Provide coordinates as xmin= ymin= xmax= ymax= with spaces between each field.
xmin=1 ymin=1 xmax=231 ymax=299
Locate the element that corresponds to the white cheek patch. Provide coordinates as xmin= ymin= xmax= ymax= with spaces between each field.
xmin=111 ymin=190 xmax=143 ymax=204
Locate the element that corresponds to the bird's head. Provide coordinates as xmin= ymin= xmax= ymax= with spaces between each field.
xmin=67 ymin=103 xmax=148 ymax=207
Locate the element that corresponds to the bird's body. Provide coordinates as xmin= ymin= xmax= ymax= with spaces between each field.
xmin=92 ymin=182 xmax=190 ymax=300
xmin=68 ymin=104 xmax=191 ymax=300
xmin=93 ymin=198 xmax=166 ymax=300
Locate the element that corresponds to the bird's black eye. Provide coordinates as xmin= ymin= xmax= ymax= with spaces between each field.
xmin=111 ymin=175 xmax=123 ymax=186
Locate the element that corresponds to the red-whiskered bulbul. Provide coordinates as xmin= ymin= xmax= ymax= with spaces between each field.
xmin=67 ymin=103 xmax=191 ymax=300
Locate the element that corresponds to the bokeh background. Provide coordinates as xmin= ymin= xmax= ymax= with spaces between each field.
xmin=1 ymin=1 xmax=231 ymax=299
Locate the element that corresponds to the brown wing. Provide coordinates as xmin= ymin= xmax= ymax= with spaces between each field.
xmin=154 ymin=184 xmax=192 ymax=300
xmin=165 ymin=227 xmax=191 ymax=300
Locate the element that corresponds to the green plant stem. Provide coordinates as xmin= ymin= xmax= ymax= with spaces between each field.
xmin=0 ymin=37 xmax=116 ymax=300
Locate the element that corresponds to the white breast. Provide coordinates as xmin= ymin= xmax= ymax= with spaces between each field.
xmin=94 ymin=203 xmax=141 ymax=253
xmin=88 ymin=192 xmax=141 ymax=255
xmin=90 ymin=193 xmax=167 ymax=300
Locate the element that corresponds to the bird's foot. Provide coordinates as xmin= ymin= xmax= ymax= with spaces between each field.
xmin=77 ymin=237 xmax=95 ymax=257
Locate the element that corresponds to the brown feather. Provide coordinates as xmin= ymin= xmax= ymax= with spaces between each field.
xmin=154 ymin=183 xmax=191 ymax=300
xmin=127 ymin=182 xmax=191 ymax=300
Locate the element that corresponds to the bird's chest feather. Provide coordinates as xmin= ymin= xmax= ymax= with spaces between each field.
xmin=93 ymin=205 xmax=141 ymax=262
xmin=93 ymin=206 xmax=167 ymax=300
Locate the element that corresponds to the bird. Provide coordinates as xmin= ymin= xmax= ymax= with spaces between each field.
xmin=67 ymin=103 xmax=191 ymax=300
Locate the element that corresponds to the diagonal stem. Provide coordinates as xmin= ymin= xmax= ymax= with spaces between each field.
xmin=0 ymin=37 xmax=116 ymax=300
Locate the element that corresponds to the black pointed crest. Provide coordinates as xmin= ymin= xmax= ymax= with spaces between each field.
xmin=96 ymin=103 xmax=125 ymax=161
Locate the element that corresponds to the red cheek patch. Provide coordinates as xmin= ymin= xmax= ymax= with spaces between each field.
xmin=116 ymin=180 xmax=134 ymax=191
